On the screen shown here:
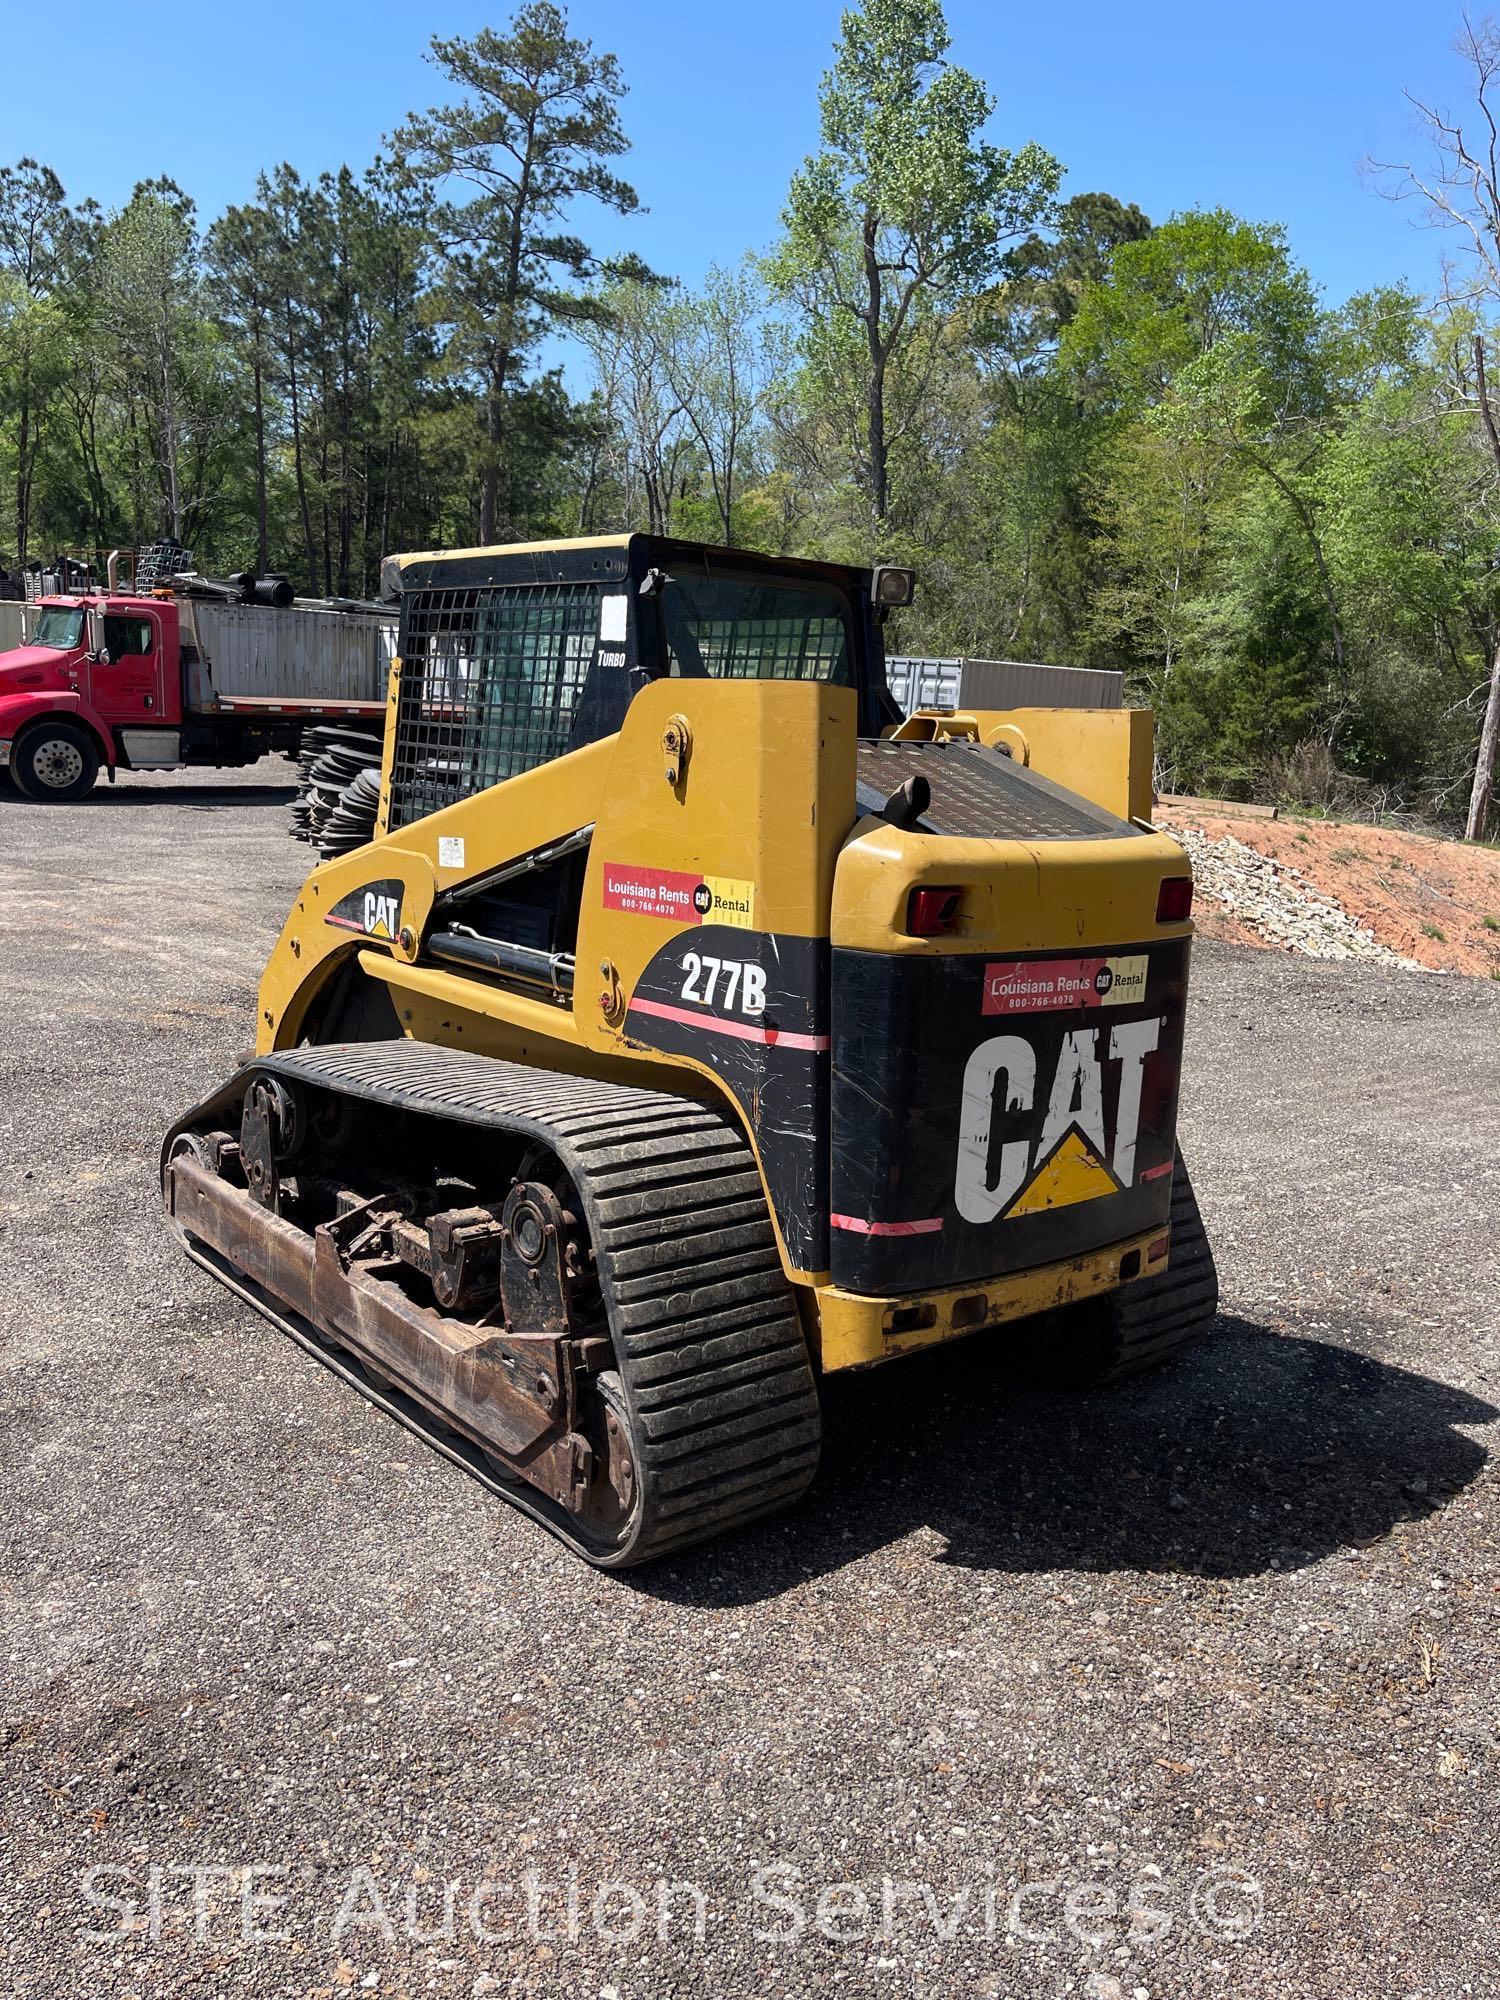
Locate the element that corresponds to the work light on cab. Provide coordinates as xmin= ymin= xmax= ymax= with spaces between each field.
xmin=871 ymin=565 xmax=915 ymax=609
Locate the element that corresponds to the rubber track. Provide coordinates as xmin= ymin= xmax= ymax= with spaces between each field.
xmin=168 ymin=1040 xmax=821 ymax=1567
xmin=1100 ymin=1152 xmax=1219 ymax=1380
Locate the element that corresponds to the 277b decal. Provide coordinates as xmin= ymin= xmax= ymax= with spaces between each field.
xmin=680 ymin=952 xmax=767 ymax=1016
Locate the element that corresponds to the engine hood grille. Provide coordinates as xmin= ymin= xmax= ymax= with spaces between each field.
xmin=855 ymin=738 xmax=1139 ymax=842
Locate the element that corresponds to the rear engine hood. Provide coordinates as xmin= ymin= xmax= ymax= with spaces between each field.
xmin=829 ymin=738 xmax=1194 ymax=1294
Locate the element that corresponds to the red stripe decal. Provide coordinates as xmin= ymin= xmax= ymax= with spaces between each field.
xmin=628 ymin=997 xmax=830 ymax=1052
xmin=830 ymin=1213 xmax=944 ymax=1237
xmin=1140 ymin=1161 xmax=1175 ymax=1182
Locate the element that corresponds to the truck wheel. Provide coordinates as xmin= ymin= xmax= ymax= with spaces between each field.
xmin=12 ymin=721 xmax=100 ymax=803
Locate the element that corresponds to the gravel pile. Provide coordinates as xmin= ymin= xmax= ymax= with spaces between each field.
xmin=1173 ymin=823 xmax=1427 ymax=969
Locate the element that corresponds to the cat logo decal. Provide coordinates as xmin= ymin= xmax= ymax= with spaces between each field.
xmin=325 ymin=879 xmax=404 ymax=942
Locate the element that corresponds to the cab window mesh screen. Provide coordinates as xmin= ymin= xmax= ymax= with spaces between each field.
xmin=662 ymin=576 xmax=850 ymax=684
xmin=389 ymin=583 xmax=604 ymax=828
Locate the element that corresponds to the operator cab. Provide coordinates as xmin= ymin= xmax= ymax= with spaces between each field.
xmin=381 ymin=535 xmax=903 ymax=833
xmin=326 ymin=536 xmax=906 ymax=1034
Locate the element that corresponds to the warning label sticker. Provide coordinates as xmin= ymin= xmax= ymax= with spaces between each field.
xmin=981 ymin=953 xmax=1149 ymax=1016
xmin=603 ymin=863 xmax=756 ymax=929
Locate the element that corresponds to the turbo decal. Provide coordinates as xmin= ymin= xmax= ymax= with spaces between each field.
xmin=602 ymin=863 xmax=756 ymax=929
xmin=325 ymin=879 xmax=405 ymax=941
xmin=981 ymin=953 xmax=1149 ymax=1016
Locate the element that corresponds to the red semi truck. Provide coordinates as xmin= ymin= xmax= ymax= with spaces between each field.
xmin=0 ymin=571 xmax=394 ymax=802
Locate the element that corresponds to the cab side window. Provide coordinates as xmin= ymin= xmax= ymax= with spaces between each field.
xmin=102 ymin=616 xmax=155 ymax=658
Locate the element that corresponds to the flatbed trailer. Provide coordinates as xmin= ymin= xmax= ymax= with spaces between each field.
xmin=0 ymin=578 xmax=395 ymax=802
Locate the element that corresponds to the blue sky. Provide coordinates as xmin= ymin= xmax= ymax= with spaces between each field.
xmin=4 ymin=0 xmax=1477 ymax=339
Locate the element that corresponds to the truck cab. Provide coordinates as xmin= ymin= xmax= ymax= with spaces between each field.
xmin=0 ymin=593 xmax=184 ymax=800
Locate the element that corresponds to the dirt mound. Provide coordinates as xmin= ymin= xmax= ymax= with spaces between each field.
xmin=1156 ymin=800 xmax=1500 ymax=979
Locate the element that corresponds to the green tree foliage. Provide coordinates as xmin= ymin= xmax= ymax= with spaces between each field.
xmin=576 ymin=263 xmax=773 ymax=544
xmin=0 ymin=159 xmax=81 ymax=562
xmin=997 ymin=192 xmax=1153 ymax=350
xmin=94 ymin=180 xmax=224 ymax=543
xmin=767 ymin=0 xmax=1059 ymax=535
xmin=204 ymin=199 xmax=277 ymax=572
xmin=394 ymin=3 xmax=640 ymax=543
xmin=0 ymin=0 xmax=1497 ymax=827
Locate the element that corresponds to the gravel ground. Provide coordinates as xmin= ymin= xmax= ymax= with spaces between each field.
xmin=2 ymin=765 xmax=1498 ymax=2000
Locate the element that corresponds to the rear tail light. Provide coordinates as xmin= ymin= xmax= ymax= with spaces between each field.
xmin=907 ymin=886 xmax=962 ymax=937
xmin=1156 ymin=876 xmax=1194 ymax=923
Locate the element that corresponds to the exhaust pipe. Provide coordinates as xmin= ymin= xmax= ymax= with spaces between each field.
xmin=106 ymin=549 xmax=121 ymax=592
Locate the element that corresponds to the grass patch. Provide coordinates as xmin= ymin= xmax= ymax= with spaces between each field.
xmin=1295 ymin=831 xmax=1312 ymax=845
xmin=1421 ymin=923 xmax=1448 ymax=942
xmin=1483 ymin=915 xmax=1500 ymax=932
xmin=1331 ymin=845 xmax=1363 ymax=864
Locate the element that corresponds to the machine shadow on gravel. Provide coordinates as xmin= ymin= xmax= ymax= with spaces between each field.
xmin=645 ymin=1315 xmax=1496 ymax=1606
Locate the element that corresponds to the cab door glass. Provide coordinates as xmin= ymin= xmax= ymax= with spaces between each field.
xmin=102 ymin=615 xmax=156 ymax=663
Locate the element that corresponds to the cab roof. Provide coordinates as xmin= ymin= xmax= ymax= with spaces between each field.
xmin=392 ymin=534 xmax=629 ymax=571
xmin=391 ymin=534 xmax=874 ymax=589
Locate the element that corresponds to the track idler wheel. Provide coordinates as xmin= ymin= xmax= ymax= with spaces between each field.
xmin=240 ymin=1076 xmax=304 ymax=1210
xmin=596 ymin=1371 xmax=641 ymax=1532
xmin=499 ymin=1181 xmax=570 ymax=1331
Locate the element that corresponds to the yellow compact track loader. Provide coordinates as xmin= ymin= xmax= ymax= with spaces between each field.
xmin=163 ymin=536 xmax=1217 ymax=1566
